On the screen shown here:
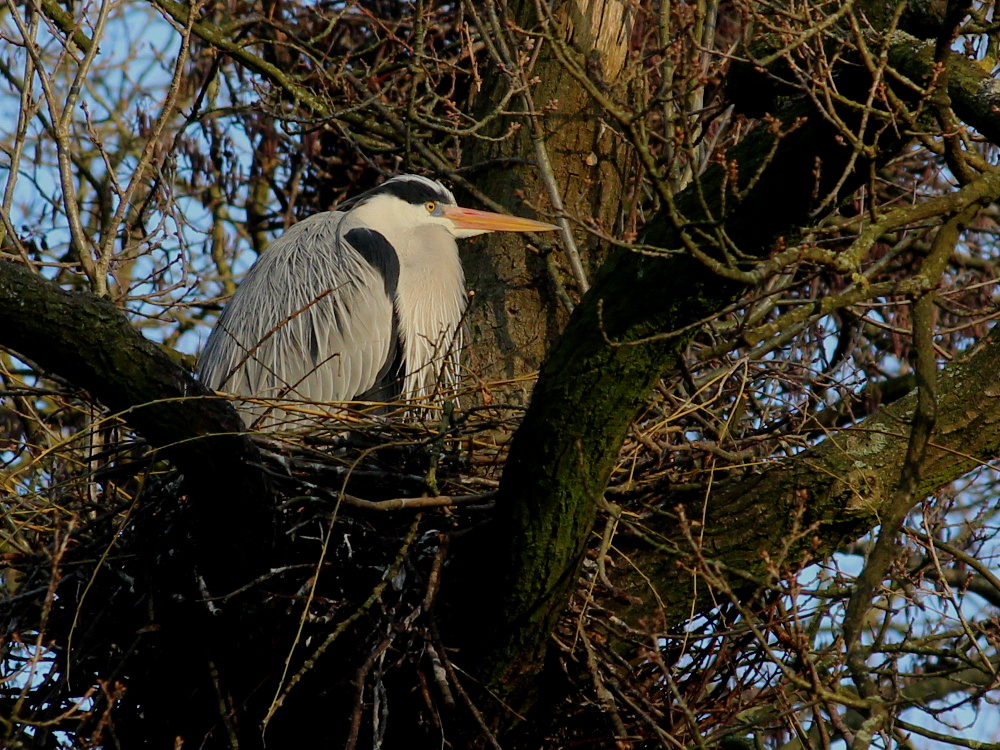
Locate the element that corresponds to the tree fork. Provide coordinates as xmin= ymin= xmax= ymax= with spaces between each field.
xmin=459 ymin=0 xmax=994 ymax=732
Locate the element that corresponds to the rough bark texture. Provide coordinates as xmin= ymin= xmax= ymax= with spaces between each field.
xmin=6 ymin=1 xmax=1000 ymax=745
xmin=462 ymin=6 xmax=1000 ymax=728
xmin=461 ymin=0 xmax=634 ymax=396
xmin=0 ymin=262 xmax=271 ymax=571
xmin=888 ymin=30 xmax=1000 ymax=145
xmin=465 ymin=100 xmax=868 ymax=719
xmin=612 ymin=332 xmax=1000 ymax=629
xmin=0 ymin=262 xmax=275 ymax=745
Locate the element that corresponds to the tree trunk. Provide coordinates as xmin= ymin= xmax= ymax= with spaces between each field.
xmin=456 ymin=1 xmax=999 ymax=732
xmin=461 ymin=0 xmax=635 ymax=397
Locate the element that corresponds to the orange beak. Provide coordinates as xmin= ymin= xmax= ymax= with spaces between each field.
xmin=441 ymin=205 xmax=558 ymax=233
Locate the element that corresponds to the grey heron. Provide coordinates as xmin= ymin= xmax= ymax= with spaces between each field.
xmin=198 ymin=174 xmax=557 ymax=429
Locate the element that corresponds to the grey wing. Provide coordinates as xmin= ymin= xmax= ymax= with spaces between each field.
xmin=197 ymin=212 xmax=399 ymax=427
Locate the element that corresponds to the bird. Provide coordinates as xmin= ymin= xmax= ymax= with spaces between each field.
xmin=198 ymin=174 xmax=557 ymax=429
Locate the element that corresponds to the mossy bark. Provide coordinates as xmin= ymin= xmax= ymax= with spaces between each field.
xmin=467 ymin=97 xmax=881 ymax=719
xmin=6 ymin=1 xmax=1000 ymax=744
xmin=463 ymin=4 xmax=1000 ymax=731
xmin=611 ymin=331 xmax=1000 ymax=630
xmin=460 ymin=0 xmax=635 ymax=396
xmin=0 ymin=261 xmax=274 ymax=746
xmin=0 ymin=262 xmax=271 ymax=572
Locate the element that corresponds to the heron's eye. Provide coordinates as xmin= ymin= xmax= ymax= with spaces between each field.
xmin=425 ymin=201 xmax=437 ymax=213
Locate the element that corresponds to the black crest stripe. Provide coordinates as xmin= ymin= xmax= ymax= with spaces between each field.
xmin=374 ymin=179 xmax=449 ymax=206
xmin=339 ymin=177 xmax=452 ymax=210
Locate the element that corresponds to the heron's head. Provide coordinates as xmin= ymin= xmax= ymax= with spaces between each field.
xmin=341 ymin=175 xmax=557 ymax=240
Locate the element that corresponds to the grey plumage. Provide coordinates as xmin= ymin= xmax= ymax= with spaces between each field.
xmin=198 ymin=174 xmax=556 ymax=430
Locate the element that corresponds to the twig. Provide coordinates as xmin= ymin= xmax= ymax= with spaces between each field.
xmin=340 ymin=491 xmax=496 ymax=512
xmin=345 ymin=635 xmax=395 ymax=750
xmin=263 ymin=515 xmax=421 ymax=729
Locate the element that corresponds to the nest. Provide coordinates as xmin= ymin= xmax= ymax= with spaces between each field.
xmin=0 ymin=362 xmax=879 ymax=748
